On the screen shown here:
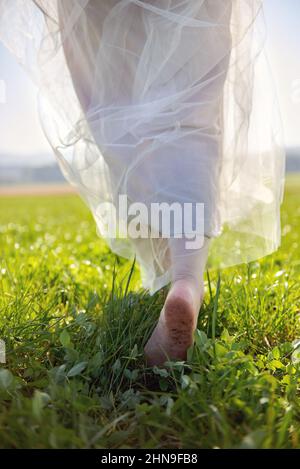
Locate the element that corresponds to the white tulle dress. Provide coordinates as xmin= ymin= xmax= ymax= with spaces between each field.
xmin=0 ymin=0 xmax=286 ymax=293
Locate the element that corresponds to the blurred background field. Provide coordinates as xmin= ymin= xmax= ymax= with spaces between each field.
xmin=0 ymin=174 xmax=299 ymax=448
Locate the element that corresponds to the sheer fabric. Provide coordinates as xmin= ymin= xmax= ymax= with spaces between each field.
xmin=0 ymin=0 xmax=285 ymax=293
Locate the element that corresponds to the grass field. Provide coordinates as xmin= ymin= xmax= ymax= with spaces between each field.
xmin=0 ymin=175 xmax=299 ymax=449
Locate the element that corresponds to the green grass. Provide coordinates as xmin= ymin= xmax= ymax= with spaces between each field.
xmin=0 ymin=175 xmax=299 ymax=449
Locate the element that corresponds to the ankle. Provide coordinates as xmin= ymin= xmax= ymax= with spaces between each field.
xmin=169 ymin=277 xmax=204 ymax=312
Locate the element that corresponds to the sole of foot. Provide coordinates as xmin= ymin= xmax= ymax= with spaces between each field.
xmin=144 ymin=280 xmax=202 ymax=367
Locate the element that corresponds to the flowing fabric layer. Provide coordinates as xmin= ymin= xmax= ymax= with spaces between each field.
xmin=0 ymin=0 xmax=286 ymax=293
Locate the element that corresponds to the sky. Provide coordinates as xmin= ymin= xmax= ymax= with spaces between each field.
xmin=0 ymin=0 xmax=299 ymax=166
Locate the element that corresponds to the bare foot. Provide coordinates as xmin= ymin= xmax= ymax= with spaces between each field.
xmin=144 ymin=279 xmax=203 ymax=367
